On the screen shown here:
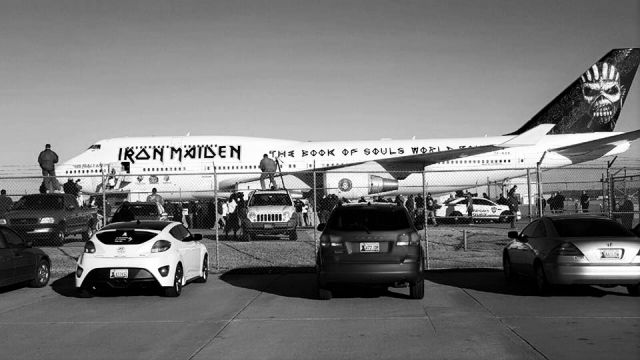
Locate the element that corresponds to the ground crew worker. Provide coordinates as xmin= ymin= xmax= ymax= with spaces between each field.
xmin=259 ymin=154 xmax=277 ymax=190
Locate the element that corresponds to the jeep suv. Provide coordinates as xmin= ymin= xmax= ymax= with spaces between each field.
xmin=242 ymin=190 xmax=297 ymax=241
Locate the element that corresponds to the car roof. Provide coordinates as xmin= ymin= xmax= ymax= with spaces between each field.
xmin=101 ymin=220 xmax=177 ymax=231
xmin=251 ymin=189 xmax=289 ymax=194
xmin=339 ymin=202 xmax=403 ymax=209
xmin=541 ymin=214 xmax=611 ymax=221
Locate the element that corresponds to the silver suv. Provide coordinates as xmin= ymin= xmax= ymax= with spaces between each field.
xmin=242 ymin=190 xmax=297 ymax=241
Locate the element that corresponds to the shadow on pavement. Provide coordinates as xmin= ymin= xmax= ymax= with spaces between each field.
xmin=424 ymin=268 xmax=629 ymax=297
xmin=51 ymin=272 xmax=163 ymax=298
xmin=219 ymin=266 xmax=413 ymax=300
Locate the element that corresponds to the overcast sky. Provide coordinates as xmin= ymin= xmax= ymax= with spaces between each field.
xmin=1 ymin=0 xmax=638 ymax=170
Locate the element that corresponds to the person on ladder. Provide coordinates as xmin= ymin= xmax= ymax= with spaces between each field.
xmin=259 ymin=154 xmax=277 ymax=190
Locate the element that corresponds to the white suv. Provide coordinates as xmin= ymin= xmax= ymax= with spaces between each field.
xmin=242 ymin=190 xmax=297 ymax=240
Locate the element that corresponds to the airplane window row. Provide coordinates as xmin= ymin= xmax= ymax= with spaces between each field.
xmin=142 ymin=167 xmax=185 ymax=172
xmin=65 ymin=169 xmax=103 ymax=175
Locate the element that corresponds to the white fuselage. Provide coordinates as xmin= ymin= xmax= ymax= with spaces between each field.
xmin=57 ymin=132 xmax=627 ymax=201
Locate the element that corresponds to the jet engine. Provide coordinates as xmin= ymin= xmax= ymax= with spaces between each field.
xmin=324 ymin=173 xmax=398 ymax=199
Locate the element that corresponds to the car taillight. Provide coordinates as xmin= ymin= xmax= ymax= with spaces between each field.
xmin=320 ymin=234 xmax=342 ymax=248
xmin=552 ymin=242 xmax=584 ymax=257
xmin=397 ymin=233 xmax=420 ymax=246
xmin=84 ymin=241 xmax=96 ymax=254
xmin=151 ymin=240 xmax=171 ymax=253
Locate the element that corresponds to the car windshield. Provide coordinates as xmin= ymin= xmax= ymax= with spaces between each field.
xmin=249 ymin=194 xmax=292 ymax=206
xmin=551 ymin=218 xmax=636 ymax=237
xmin=327 ymin=206 xmax=411 ymax=231
xmin=13 ymin=195 xmax=64 ymax=210
xmin=129 ymin=204 xmax=159 ymax=216
xmin=96 ymin=229 xmax=158 ymax=245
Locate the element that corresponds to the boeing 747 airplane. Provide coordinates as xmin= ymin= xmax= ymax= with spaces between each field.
xmin=58 ymin=48 xmax=640 ymax=201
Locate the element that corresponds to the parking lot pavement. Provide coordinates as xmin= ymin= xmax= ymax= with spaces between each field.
xmin=0 ymin=270 xmax=638 ymax=360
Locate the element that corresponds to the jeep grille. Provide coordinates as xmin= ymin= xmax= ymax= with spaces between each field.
xmin=257 ymin=214 xmax=283 ymax=222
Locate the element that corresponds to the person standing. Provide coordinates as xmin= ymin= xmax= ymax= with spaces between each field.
xmin=426 ymin=193 xmax=438 ymax=226
xmin=508 ymin=193 xmax=519 ymax=229
xmin=302 ymin=199 xmax=310 ymax=227
xmin=618 ymin=195 xmax=635 ymax=229
xmin=0 ymin=189 xmax=13 ymax=217
xmin=405 ymin=194 xmax=415 ymax=220
xmin=580 ymin=191 xmax=590 ymax=213
xmin=259 ymin=154 xmax=278 ymax=190
xmin=466 ymin=193 xmax=474 ymax=223
xmin=38 ymin=144 xmax=59 ymax=193
xmin=146 ymin=187 xmax=165 ymax=206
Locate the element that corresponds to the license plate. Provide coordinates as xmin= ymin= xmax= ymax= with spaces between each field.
xmin=264 ymin=224 xmax=273 ymax=229
xmin=110 ymin=269 xmax=128 ymax=279
xmin=360 ymin=242 xmax=380 ymax=253
xmin=601 ymin=249 xmax=623 ymax=259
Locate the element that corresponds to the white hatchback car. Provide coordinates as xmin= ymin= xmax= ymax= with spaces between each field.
xmin=76 ymin=220 xmax=208 ymax=297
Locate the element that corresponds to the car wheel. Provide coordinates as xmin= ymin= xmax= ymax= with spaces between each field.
xmin=81 ymin=224 xmax=93 ymax=242
xmin=500 ymin=211 xmax=514 ymax=223
xmin=317 ymin=284 xmax=332 ymax=300
xmin=450 ymin=211 xmax=463 ymax=224
xmin=28 ymin=259 xmax=50 ymax=288
xmin=627 ymin=284 xmax=640 ymax=297
xmin=503 ymin=253 xmax=517 ymax=284
xmin=50 ymin=227 xmax=65 ymax=247
xmin=409 ymin=256 xmax=425 ymax=299
xmin=164 ymin=264 xmax=183 ymax=297
xmin=195 ymin=256 xmax=209 ymax=283
xmin=534 ymin=263 xmax=550 ymax=295
xmin=289 ymin=229 xmax=298 ymax=241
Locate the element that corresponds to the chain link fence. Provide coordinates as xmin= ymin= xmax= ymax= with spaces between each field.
xmin=0 ymin=166 xmax=638 ymax=273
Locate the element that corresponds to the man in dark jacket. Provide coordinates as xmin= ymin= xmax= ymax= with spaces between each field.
xmin=0 ymin=189 xmax=13 ymax=217
xmin=38 ymin=144 xmax=59 ymax=193
xmin=259 ymin=154 xmax=278 ymax=190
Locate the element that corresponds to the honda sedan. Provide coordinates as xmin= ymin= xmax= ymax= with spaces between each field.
xmin=503 ymin=215 xmax=640 ymax=295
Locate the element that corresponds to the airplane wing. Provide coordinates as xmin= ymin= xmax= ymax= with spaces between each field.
xmin=548 ymin=129 xmax=640 ymax=163
xmin=375 ymin=124 xmax=555 ymax=177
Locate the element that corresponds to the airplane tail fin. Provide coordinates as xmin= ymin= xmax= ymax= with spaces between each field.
xmin=508 ymin=48 xmax=640 ymax=135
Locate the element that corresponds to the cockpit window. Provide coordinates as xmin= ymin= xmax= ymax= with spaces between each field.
xmin=88 ymin=144 xmax=101 ymax=150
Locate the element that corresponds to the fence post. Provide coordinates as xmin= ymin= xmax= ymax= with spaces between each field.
xmin=313 ymin=168 xmax=318 ymax=255
xmin=526 ymin=168 xmax=532 ymax=221
xmin=463 ymin=229 xmax=467 ymax=251
xmin=422 ymin=170 xmax=429 ymax=270
xmin=536 ymin=152 xmax=546 ymax=218
xmin=101 ymin=164 xmax=107 ymax=227
xmin=213 ymin=163 xmax=219 ymax=271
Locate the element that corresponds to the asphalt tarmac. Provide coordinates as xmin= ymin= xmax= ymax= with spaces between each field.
xmin=0 ymin=269 xmax=638 ymax=360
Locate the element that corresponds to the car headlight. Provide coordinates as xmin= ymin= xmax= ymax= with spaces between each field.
xmin=282 ymin=211 xmax=292 ymax=221
xmin=248 ymin=211 xmax=257 ymax=222
xmin=0 ymin=219 xmax=6 ymax=225
xmin=40 ymin=217 xmax=55 ymax=224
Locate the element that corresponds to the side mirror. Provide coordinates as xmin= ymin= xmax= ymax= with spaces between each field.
xmin=25 ymin=240 xmax=33 ymax=248
xmin=192 ymin=234 xmax=203 ymax=241
xmin=317 ymin=223 xmax=326 ymax=231
xmin=507 ymin=231 xmax=519 ymax=239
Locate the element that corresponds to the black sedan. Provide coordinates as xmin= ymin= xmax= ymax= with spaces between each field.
xmin=316 ymin=203 xmax=424 ymax=300
xmin=0 ymin=225 xmax=51 ymax=289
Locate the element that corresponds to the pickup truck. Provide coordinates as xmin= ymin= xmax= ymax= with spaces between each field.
xmin=0 ymin=193 xmax=97 ymax=246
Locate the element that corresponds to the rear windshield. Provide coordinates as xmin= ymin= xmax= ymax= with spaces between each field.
xmin=129 ymin=204 xmax=159 ymax=216
xmin=327 ymin=206 xmax=411 ymax=231
xmin=13 ymin=196 xmax=64 ymax=210
xmin=551 ymin=218 xmax=636 ymax=237
xmin=96 ymin=229 xmax=158 ymax=245
xmin=249 ymin=194 xmax=292 ymax=206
